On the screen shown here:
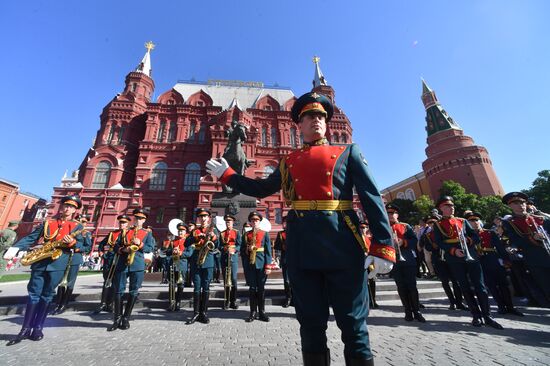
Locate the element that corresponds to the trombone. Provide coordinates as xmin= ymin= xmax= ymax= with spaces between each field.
xmin=455 ymin=223 xmax=475 ymax=262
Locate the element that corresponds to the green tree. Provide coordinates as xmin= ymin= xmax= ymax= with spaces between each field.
xmin=476 ymin=195 xmax=510 ymax=227
xmin=522 ymin=170 xmax=550 ymax=213
xmin=413 ymin=195 xmax=435 ymax=221
xmin=388 ymin=198 xmax=417 ymax=224
xmin=438 ymin=180 xmax=478 ymax=216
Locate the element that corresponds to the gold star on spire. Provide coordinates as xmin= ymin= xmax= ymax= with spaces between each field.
xmin=312 ymin=55 xmax=320 ymax=64
xmin=145 ymin=41 xmax=155 ymax=53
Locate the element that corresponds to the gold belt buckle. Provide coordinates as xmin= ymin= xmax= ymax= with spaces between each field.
xmin=309 ymin=200 xmax=318 ymax=210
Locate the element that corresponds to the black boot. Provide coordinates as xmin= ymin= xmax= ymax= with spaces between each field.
xmin=398 ymin=288 xmax=413 ymax=321
xmin=55 ymin=287 xmax=73 ymax=315
xmin=246 ymin=289 xmax=258 ymax=322
xmin=94 ymin=286 xmax=110 ymax=314
xmin=229 ymin=286 xmax=239 ymax=309
xmin=369 ymin=280 xmax=379 ymax=309
xmin=105 ymin=287 xmax=114 ymax=313
xmin=50 ymin=287 xmax=66 ymax=315
xmin=283 ymin=282 xmax=292 ymax=308
xmin=175 ymin=285 xmax=183 ymax=311
xmin=303 ymin=349 xmax=331 ymax=366
xmin=107 ymin=295 xmax=122 ymax=331
xmin=409 ymin=289 xmax=426 ymax=323
xmin=223 ymin=287 xmax=230 ymax=310
xmin=478 ymin=292 xmax=504 ymax=329
xmin=186 ymin=292 xmax=201 ymax=324
xmin=30 ymin=300 xmax=50 ymax=341
xmin=199 ymin=291 xmax=210 ymax=324
xmin=120 ymin=295 xmax=137 ymax=330
xmin=257 ymin=289 xmax=270 ymax=322
xmin=7 ymin=302 xmax=37 ymax=345
xmin=501 ymin=283 xmax=524 ymax=316
xmin=344 ymin=353 xmax=375 ymax=366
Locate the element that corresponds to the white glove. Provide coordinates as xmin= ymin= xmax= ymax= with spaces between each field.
xmin=205 ymin=157 xmax=230 ymax=179
xmin=3 ymin=247 xmax=20 ymax=260
xmin=365 ymin=255 xmax=393 ymax=279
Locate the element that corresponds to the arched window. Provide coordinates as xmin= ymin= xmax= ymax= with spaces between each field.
xmin=261 ymin=127 xmax=268 ymax=147
xmin=263 ymin=165 xmax=276 ymax=178
xmin=341 ymin=134 xmax=348 ymax=143
xmin=405 ymin=189 xmax=416 ymax=201
xmin=271 ymin=127 xmax=278 ymax=147
xmin=167 ymin=121 xmax=177 ymax=142
xmin=189 ymin=121 xmax=196 ymax=142
xmin=92 ymin=161 xmax=112 ymax=188
xmin=198 ymin=124 xmax=206 ymax=144
xmin=107 ymin=125 xmax=116 ymax=144
xmin=150 ymin=162 xmax=168 ymax=191
xmin=183 ymin=163 xmax=201 ymax=191
xmin=117 ymin=126 xmax=126 ymax=144
xmin=157 ymin=121 xmax=166 ymax=142
xmin=396 ymin=192 xmax=405 ymax=199
xmin=290 ymin=127 xmax=297 ymax=148
xmin=332 ymin=133 xmax=339 ymax=143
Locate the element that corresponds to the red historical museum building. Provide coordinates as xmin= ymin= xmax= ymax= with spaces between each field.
xmin=52 ymin=44 xmax=353 ymax=247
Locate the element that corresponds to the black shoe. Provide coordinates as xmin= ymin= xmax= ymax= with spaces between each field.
xmin=93 ymin=303 xmax=108 ymax=315
xmin=246 ymin=312 xmax=257 ymax=322
xmin=7 ymin=328 xmax=32 ymax=346
xmin=30 ymin=328 xmax=44 ymax=341
xmin=448 ymin=304 xmax=456 ymax=310
xmin=497 ymin=306 xmax=507 ymax=315
xmin=120 ymin=295 xmax=137 ymax=330
xmin=456 ymin=303 xmax=468 ymax=311
xmin=302 ymin=349 xmax=331 ymax=366
xmin=419 ymin=303 xmax=425 ymax=309
xmin=507 ymin=308 xmax=524 ymax=316
xmin=344 ymin=354 xmax=375 ymax=366
xmin=199 ymin=313 xmax=210 ymax=324
xmin=371 ymin=302 xmax=379 ymax=309
xmin=484 ymin=316 xmax=504 ymax=329
xmin=472 ymin=317 xmax=483 ymax=327
xmin=119 ymin=316 xmax=130 ymax=330
xmin=258 ymin=312 xmax=270 ymax=322
xmin=413 ymin=312 xmax=426 ymax=323
xmin=187 ymin=313 xmax=200 ymax=324
xmin=404 ymin=313 xmax=414 ymax=322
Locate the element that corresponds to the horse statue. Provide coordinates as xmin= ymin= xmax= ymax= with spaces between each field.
xmin=222 ymin=121 xmax=250 ymax=190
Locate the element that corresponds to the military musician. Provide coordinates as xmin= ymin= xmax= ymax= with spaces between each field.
xmin=501 ymin=192 xmax=550 ymax=304
xmin=274 ymin=215 xmax=292 ymax=308
xmin=242 ymin=211 xmax=272 ymax=322
xmin=183 ymin=208 xmax=221 ymax=324
xmin=108 ymin=208 xmax=154 ymax=331
xmin=93 ymin=214 xmax=130 ymax=314
xmin=466 ymin=212 xmax=523 ymax=316
xmin=6 ymin=195 xmax=86 ymax=345
xmin=167 ymin=222 xmax=188 ymax=311
xmin=220 ymin=214 xmax=241 ymax=310
xmin=386 ymin=204 xmax=425 ymax=322
xmin=207 ymin=91 xmax=395 ymax=365
xmin=51 ymin=214 xmax=92 ymax=315
xmin=421 ymin=214 xmax=465 ymax=311
xmin=433 ymin=196 xmax=503 ymax=329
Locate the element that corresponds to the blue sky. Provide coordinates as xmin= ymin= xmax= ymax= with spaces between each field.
xmin=1 ymin=1 xmax=548 ymax=199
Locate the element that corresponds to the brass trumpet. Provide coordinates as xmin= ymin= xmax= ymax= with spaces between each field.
xmin=392 ymin=229 xmax=406 ymax=262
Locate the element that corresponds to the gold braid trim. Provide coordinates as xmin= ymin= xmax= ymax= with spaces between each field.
xmin=279 ymin=159 xmax=296 ymax=206
xmin=343 ymin=214 xmax=369 ymax=254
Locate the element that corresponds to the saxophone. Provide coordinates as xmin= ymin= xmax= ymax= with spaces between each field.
xmin=249 ymin=229 xmax=258 ymax=265
xmin=126 ymin=226 xmax=141 ymax=266
xmin=197 ymin=225 xmax=215 ymax=266
xmin=21 ymin=227 xmax=85 ymax=266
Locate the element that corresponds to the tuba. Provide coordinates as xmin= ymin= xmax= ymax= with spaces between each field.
xmin=21 ymin=228 xmax=85 ymax=266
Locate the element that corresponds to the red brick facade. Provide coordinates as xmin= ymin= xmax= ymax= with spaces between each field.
xmin=51 ymin=48 xmax=353 ymax=248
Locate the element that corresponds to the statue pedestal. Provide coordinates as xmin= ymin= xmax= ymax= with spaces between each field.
xmin=211 ymin=192 xmax=257 ymax=229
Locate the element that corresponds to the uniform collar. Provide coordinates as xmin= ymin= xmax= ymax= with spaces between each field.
xmin=302 ymin=137 xmax=329 ymax=148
